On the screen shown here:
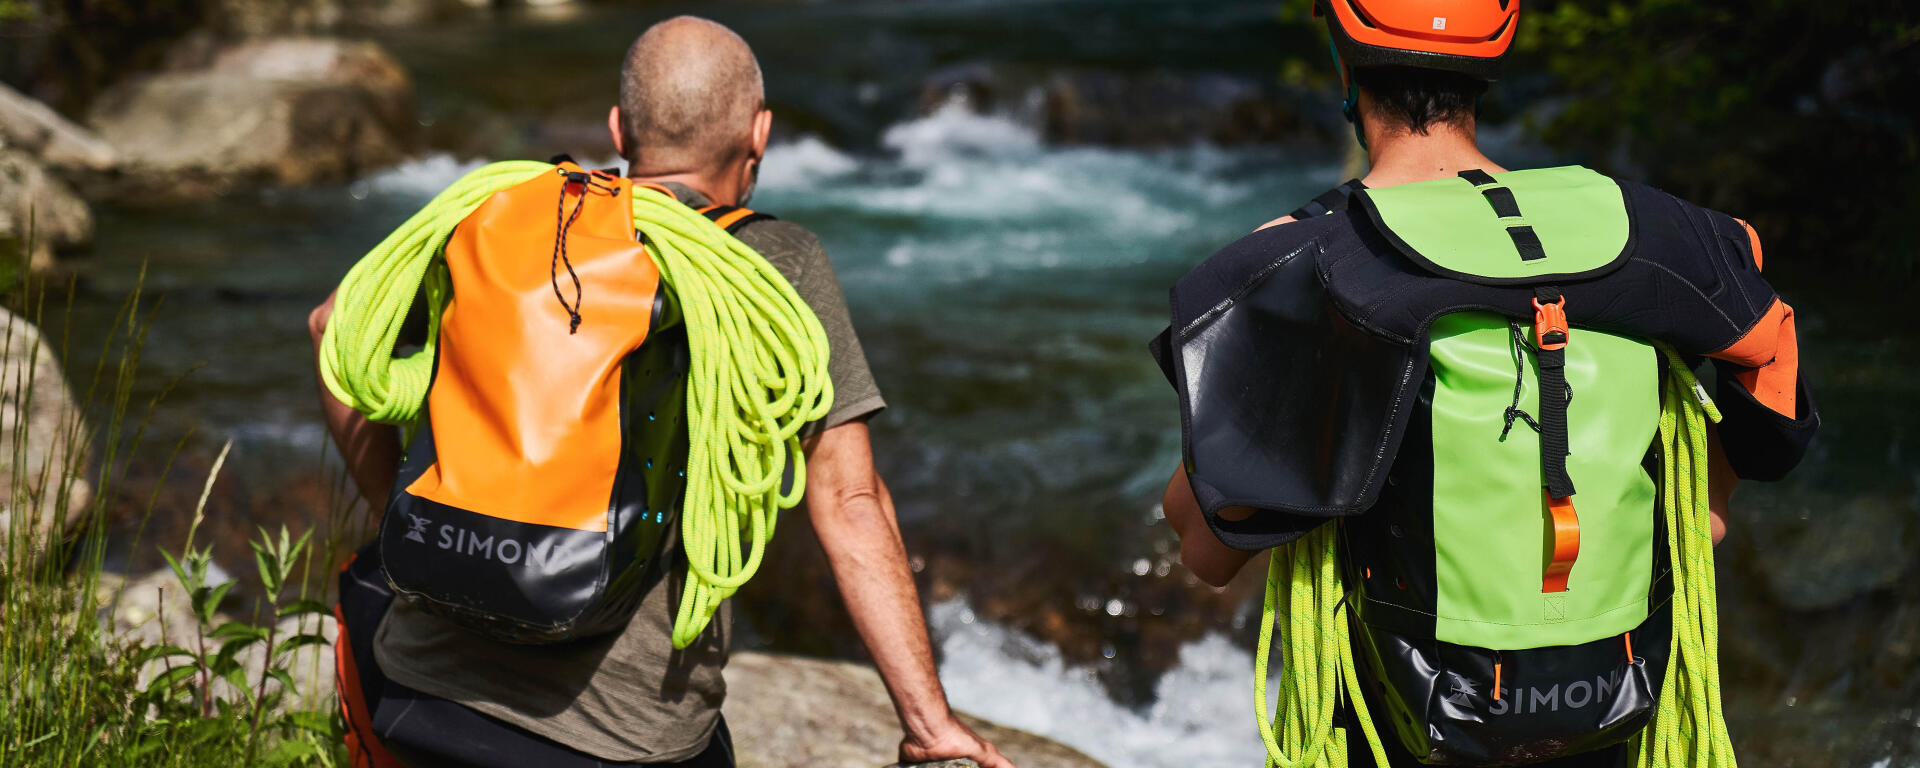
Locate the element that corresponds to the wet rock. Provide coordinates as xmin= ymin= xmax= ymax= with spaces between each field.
xmin=0 ymin=307 xmax=92 ymax=557
xmin=0 ymin=150 xmax=93 ymax=269
xmin=725 ymin=651 xmax=1106 ymax=768
xmin=919 ymin=62 xmax=1332 ymax=148
xmin=0 ymin=81 xmax=119 ymax=172
xmin=87 ymin=37 xmax=416 ymax=203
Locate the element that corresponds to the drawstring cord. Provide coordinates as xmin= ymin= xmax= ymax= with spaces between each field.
xmin=1499 ymin=320 xmax=1572 ymax=441
xmin=551 ymin=169 xmax=616 ymax=334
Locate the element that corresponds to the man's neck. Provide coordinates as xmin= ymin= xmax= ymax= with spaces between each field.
xmin=1359 ymin=121 xmax=1505 ymax=188
xmin=626 ymin=170 xmax=734 ymax=206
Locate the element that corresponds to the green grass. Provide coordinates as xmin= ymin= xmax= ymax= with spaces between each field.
xmin=1 ymin=238 xmax=352 ymax=767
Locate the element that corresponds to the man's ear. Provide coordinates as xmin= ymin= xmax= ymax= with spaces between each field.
xmin=607 ymin=106 xmax=626 ymax=158
xmin=749 ymin=108 xmax=772 ymax=161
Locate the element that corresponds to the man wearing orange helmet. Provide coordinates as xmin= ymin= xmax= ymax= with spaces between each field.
xmin=1151 ymin=1 xmax=1819 ymax=766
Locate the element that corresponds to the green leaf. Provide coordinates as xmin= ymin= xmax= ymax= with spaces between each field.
xmin=254 ymin=544 xmax=280 ymax=595
xmin=199 ymin=580 xmax=237 ymax=624
xmin=133 ymin=644 xmax=197 ymax=665
xmin=159 ymin=549 xmax=192 ymax=591
xmin=278 ymin=599 xmax=331 ymax=619
xmin=208 ymin=621 xmax=268 ymax=642
xmin=221 ymin=664 xmax=252 ymax=697
xmin=274 ymin=633 xmax=328 ymax=657
xmin=141 ymin=663 xmax=199 ymax=694
xmin=279 ymin=709 xmax=337 ymax=736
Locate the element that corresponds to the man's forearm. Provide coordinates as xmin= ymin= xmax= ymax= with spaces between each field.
xmin=808 ymin=450 xmax=952 ymax=735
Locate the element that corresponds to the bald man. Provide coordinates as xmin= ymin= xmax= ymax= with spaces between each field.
xmin=311 ymin=16 xmax=1012 ymax=768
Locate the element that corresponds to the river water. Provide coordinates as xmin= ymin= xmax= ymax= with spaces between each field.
xmin=52 ymin=1 xmax=1919 ymax=766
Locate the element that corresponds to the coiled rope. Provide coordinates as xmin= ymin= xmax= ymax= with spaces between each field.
xmin=319 ymin=162 xmax=833 ymax=648
xmin=1252 ymin=347 xmax=1734 ymax=767
xmin=1634 ymin=346 xmax=1736 ymax=767
xmin=1252 ymin=524 xmax=1389 ymax=768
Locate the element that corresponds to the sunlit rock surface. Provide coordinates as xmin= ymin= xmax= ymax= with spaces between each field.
xmin=0 ymin=308 xmax=91 ymax=556
xmin=88 ymin=37 xmax=415 ymax=203
xmin=0 ymin=82 xmax=119 ymax=172
xmin=0 ymin=150 xmax=92 ymax=270
xmin=725 ymin=651 xmax=1106 ymax=768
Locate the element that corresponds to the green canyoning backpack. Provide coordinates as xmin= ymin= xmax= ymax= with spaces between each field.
xmin=1339 ymin=169 xmax=1672 ymax=763
xmin=1153 ymin=164 xmax=1815 ymax=767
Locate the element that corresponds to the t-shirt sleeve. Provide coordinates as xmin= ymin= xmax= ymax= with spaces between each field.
xmin=734 ymin=220 xmax=885 ymax=435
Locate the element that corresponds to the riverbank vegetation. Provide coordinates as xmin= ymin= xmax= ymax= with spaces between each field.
xmin=1 ymin=261 xmax=346 ymax=767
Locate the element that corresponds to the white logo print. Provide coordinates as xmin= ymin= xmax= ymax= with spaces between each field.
xmin=1432 ymin=16 xmax=1448 ymax=30
xmin=1444 ymin=673 xmax=1478 ymax=706
xmin=405 ymin=514 xmax=431 ymax=543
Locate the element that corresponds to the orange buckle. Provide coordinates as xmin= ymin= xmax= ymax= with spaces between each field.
xmin=1532 ymin=297 xmax=1569 ymax=351
xmin=1543 ymin=492 xmax=1580 ymax=593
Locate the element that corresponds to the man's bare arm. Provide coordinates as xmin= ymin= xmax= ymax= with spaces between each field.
xmin=803 ymin=421 xmax=1013 ymax=768
xmin=309 ymin=292 xmax=402 ymax=512
xmin=1163 ymin=467 xmax=1256 ymax=587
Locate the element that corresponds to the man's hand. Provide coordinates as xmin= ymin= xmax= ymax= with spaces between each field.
xmin=900 ymin=717 xmax=1008 ymax=768
xmin=803 ymin=421 xmax=1015 ymax=768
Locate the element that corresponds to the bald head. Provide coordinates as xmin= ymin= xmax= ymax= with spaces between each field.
xmin=617 ymin=16 xmax=766 ymax=174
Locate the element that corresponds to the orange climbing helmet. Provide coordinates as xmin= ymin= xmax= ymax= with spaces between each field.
xmin=1317 ymin=0 xmax=1519 ymax=80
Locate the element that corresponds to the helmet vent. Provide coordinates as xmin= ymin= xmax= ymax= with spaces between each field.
xmin=1487 ymin=13 xmax=1513 ymax=42
xmin=1344 ymin=0 xmax=1378 ymax=29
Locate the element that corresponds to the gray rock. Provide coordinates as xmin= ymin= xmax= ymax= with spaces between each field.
xmin=0 ymin=307 xmax=92 ymax=558
xmin=0 ymin=82 xmax=119 ymax=172
xmin=0 ymin=149 xmax=93 ymax=270
xmin=87 ymin=37 xmax=415 ymax=202
xmin=725 ymin=651 xmax=1106 ymax=768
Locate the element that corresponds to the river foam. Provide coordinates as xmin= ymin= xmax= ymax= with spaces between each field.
xmin=931 ymin=599 xmax=1266 ymax=768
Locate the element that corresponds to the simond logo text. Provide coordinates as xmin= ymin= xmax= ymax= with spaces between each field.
xmin=1469 ymin=669 xmax=1628 ymax=716
xmin=400 ymin=521 xmax=559 ymax=571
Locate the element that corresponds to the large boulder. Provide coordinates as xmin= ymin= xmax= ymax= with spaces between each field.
xmin=0 ymin=307 xmax=92 ymax=558
xmin=0 ymin=81 xmax=119 ymax=172
xmin=87 ymin=37 xmax=415 ymax=203
xmin=725 ymin=652 xmax=1106 ymax=768
xmin=0 ymin=150 xmax=92 ymax=270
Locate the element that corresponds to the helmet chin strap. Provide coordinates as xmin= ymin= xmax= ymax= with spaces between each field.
xmin=1329 ymin=38 xmax=1367 ymax=150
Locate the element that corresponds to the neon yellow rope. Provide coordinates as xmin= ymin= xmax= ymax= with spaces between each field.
xmin=319 ymin=162 xmax=832 ymax=648
xmin=1252 ymin=524 xmax=1389 ymax=768
xmin=1634 ymin=346 xmax=1737 ymax=767
xmin=629 ymin=185 xmax=833 ymax=648
xmin=1253 ymin=348 xmax=1736 ymax=767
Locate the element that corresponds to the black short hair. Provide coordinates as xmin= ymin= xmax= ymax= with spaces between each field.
xmin=1351 ymin=66 xmax=1487 ymax=135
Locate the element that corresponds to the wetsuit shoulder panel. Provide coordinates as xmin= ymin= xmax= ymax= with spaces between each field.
xmin=1156 ymin=212 xmax=1422 ymax=549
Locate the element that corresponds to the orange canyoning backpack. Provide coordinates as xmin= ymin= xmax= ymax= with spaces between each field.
xmin=377 ymin=160 xmax=770 ymax=643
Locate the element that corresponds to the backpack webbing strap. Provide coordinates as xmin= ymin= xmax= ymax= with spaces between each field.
xmin=697 ymin=204 xmax=777 ymax=234
xmin=1287 ymin=178 xmax=1367 ymax=220
xmin=1532 ymin=286 xmax=1580 ymax=593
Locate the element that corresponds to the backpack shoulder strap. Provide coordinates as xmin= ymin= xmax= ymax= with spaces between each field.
xmin=1287 ymin=178 xmax=1367 ymax=220
xmin=696 ymin=205 xmax=778 ymax=235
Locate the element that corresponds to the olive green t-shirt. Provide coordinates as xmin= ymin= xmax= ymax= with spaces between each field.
xmin=373 ymin=184 xmax=885 ymax=763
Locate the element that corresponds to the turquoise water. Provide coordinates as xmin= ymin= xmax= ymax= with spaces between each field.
xmin=54 ymin=1 xmax=1919 ymax=765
